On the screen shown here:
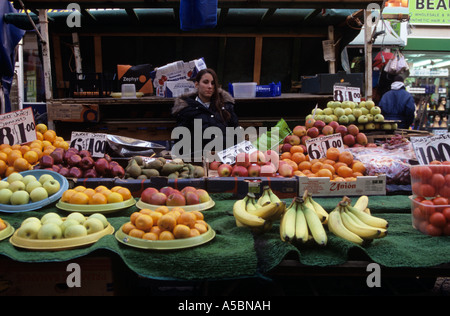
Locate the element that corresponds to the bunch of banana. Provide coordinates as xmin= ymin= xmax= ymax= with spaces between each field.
xmin=279 ymin=192 xmax=327 ymax=246
xmin=327 ymin=196 xmax=389 ymax=246
xmin=233 ymin=187 xmax=286 ymax=233
xmin=305 ymin=192 xmax=329 ymax=224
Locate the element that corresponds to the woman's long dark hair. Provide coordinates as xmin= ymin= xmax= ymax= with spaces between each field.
xmin=195 ymin=68 xmax=231 ymax=122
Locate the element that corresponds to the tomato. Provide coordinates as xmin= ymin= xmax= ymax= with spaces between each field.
xmin=426 ymin=223 xmax=443 ymax=236
xmin=442 ymin=207 xmax=450 ymax=222
xmin=431 ymin=173 xmax=446 ymax=188
xmin=429 ymin=212 xmax=447 ymax=228
xmin=438 ymin=185 xmax=450 ymax=198
xmin=412 ymin=207 xmax=426 ymax=221
xmin=419 ymin=200 xmax=436 ymax=217
xmin=445 ymin=174 xmax=450 ymax=186
xmin=414 ymin=196 xmax=425 ymax=202
xmin=413 ymin=166 xmax=433 ymax=181
xmin=443 ymin=223 xmax=450 ymax=236
xmin=432 ymin=196 xmax=449 ymax=205
xmin=419 ymin=183 xmax=436 ymax=197
xmin=411 ymin=182 xmax=421 ymax=196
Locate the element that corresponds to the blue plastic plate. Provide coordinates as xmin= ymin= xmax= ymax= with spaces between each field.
xmin=0 ymin=170 xmax=69 ymax=213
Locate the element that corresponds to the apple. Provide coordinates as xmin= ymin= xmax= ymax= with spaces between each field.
xmin=10 ymin=190 xmax=29 ymax=205
xmin=60 ymin=218 xmax=80 ymax=235
xmin=217 ymin=163 xmax=233 ymax=177
xmin=352 ymin=108 xmax=363 ymax=118
xmin=41 ymin=212 xmax=61 ymax=225
xmin=327 ymin=101 xmax=335 ymax=108
xmin=231 ymin=165 xmax=248 ymax=177
xmin=343 ymin=134 xmax=356 ymax=147
xmin=9 ymin=180 xmax=25 ymax=192
xmin=260 ymin=164 xmax=276 ymax=177
xmin=278 ymin=162 xmax=294 ymax=177
xmin=358 ymin=115 xmax=369 ymax=124
xmin=83 ymin=218 xmax=105 ymax=234
xmin=22 ymin=217 xmax=41 ymax=226
xmin=307 ymin=127 xmax=319 ymax=138
xmin=365 ymin=123 xmax=376 ymax=130
xmin=88 ymin=213 xmax=108 ymax=228
xmin=43 ymin=179 xmax=61 ymax=196
xmin=338 ymin=115 xmax=349 ymax=124
xmin=347 ymin=114 xmax=356 ymax=123
xmin=17 ymin=221 xmax=41 ymax=239
xmin=30 ymin=187 xmax=49 ymax=202
xmin=347 ymin=124 xmax=359 ymax=136
xmin=67 ymin=154 xmax=82 ymax=167
xmin=83 ymin=168 xmax=98 ymax=178
xmin=66 ymin=212 xmax=86 ymax=224
xmin=328 ymin=121 xmax=339 ymax=130
xmin=264 ymin=150 xmax=279 ymax=170
xmin=148 ymin=192 xmax=167 ymax=205
xmin=305 ymin=118 xmax=316 ymax=129
xmin=323 ymin=107 xmax=334 ymax=115
xmin=334 ymin=107 xmax=345 ymax=117
xmin=0 ymin=181 xmax=9 ymax=190
xmin=280 ymin=143 xmax=292 ymax=153
xmin=44 ymin=217 xmax=63 ymax=227
xmin=50 ymin=149 xmax=64 ymax=165
xmin=79 ymin=150 xmax=91 ymax=158
xmin=322 ymin=125 xmax=334 ymax=135
xmin=335 ymin=125 xmax=348 ymax=137
xmin=94 ymin=158 xmax=110 ymax=176
xmin=110 ymin=164 xmax=125 ymax=178
xmin=141 ymin=187 xmax=159 ymax=203
xmin=166 ymin=192 xmax=186 ymax=206
xmin=185 ymin=191 xmax=200 ymax=205
xmin=365 ymin=100 xmax=375 ymax=109
xmin=370 ymin=106 xmax=382 ymax=115
xmin=0 ymin=188 xmax=13 ymax=204
xmin=249 ymin=150 xmax=266 ymax=165
xmin=356 ymin=133 xmax=368 ymax=145
xmin=366 ymin=114 xmax=374 ymax=122
xmin=209 ymin=161 xmax=221 ymax=170
xmin=80 ymin=156 xmax=95 ymax=170
xmin=195 ymin=189 xmax=210 ymax=203
xmin=38 ymin=223 xmax=62 ymax=240
xmin=40 ymin=155 xmax=54 ymax=168
xmin=292 ymin=125 xmax=307 ymax=137
xmin=26 ymin=180 xmax=42 ymax=194
xmin=313 ymin=120 xmax=326 ymax=132
xmin=22 ymin=175 xmax=37 ymax=186
xmin=7 ymin=172 xmax=23 ymax=184
xmin=374 ymin=114 xmax=385 ymax=122
xmin=181 ymin=186 xmax=197 ymax=197
xmin=300 ymin=135 xmax=311 ymax=145
xmin=160 ymin=186 xmax=174 ymax=197
xmin=64 ymin=224 xmax=88 ymax=238
xmin=323 ymin=115 xmax=333 ymax=124
xmin=38 ymin=174 xmax=54 ymax=185
xmin=235 ymin=152 xmax=250 ymax=168
xmin=69 ymin=167 xmax=83 ymax=178
xmin=287 ymin=135 xmax=300 ymax=146
xmin=247 ymin=164 xmax=261 ymax=177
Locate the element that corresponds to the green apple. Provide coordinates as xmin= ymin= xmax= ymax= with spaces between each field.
xmin=352 ymin=108 xmax=363 ymax=118
xmin=332 ymin=101 xmax=341 ymax=108
xmin=0 ymin=180 xmax=9 ymax=190
xmin=334 ymin=107 xmax=345 ymax=117
xmin=38 ymin=174 xmax=54 ymax=185
xmin=361 ymin=107 xmax=369 ymax=115
xmin=67 ymin=212 xmax=86 ymax=224
xmin=366 ymin=114 xmax=374 ymax=122
xmin=41 ymin=212 xmax=61 ymax=224
xmin=358 ymin=115 xmax=369 ymax=124
xmin=344 ymin=107 xmax=353 ymax=115
xmin=323 ymin=115 xmax=333 ymax=123
xmin=327 ymin=100 xmax=335 ymax=108
xmin=44 ymin=217 xmax=63 ymax=227
xmin=374 ymin=114 xmax=385 ymax=122
xmin=88 ymin=213 xmax=108 ymax=228
xmin=22 ymin=175 xmax=37 ymax=186
xmin=10 ymin=190 xmax=29 ymax=205
xmin=382 ymin=123 xmax=392 ymax=130
xmin=338 ymin=115 xmax=349 ymax=124
xmin=7 ymin=172 xmax=23 ymax=184
xmin=64 ymin=224 xmax=88 ymax=238
xmin=37 ymin=223 xmax=62 ymax=240
xmin=0 ymin=188 xmax=13 ymax=204
xmin=29 ymin=187 xmax=49 ymax=202
xmin=60 ymin=219 xmax=80 ymax=235
xmin=43 ymin=179 xmax=60 ymax=196
xmin=347 ymin=114 xmax=356 ymax=123
xmin=365 ymin=100 xmax=375 ymax=109
xmin=83 ymin=218 xmax=104 ymax=234
xmin=359 ymin=101 xmax=366 ymax=108
xmin=365 ymin=123 xmax=376 ymax=130
xmin=9 ymin=180 xmax=25 ymax=192
xmin=323 ymin=107 xmax=333 ymax=115
xmin=370 ymin=106 xmax=382 ymax=115
xmin=17 ymin=221 xmax=41 ymax=239
xmin=22 ymin=217 xmax=42 ymax=226
xmin=26 ymin=180 xmax=43 ymax=194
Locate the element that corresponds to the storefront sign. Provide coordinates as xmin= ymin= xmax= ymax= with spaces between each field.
xmin=409 ymin=0 xmax=450 ymax=25
xmin=0 ymin=107 xmax=36 ymax=145
xmin=333 ymin=85 xmax=361 ymax=103
xmin=305 ymin=133 xmax=344 ymax=160
xmin=411 ymin=133 xmax=450 ymax=164
xmin=217 ymin=140 xmax=256 ymax=165
xmin=70 ymin=131 xmax=107 ymax=157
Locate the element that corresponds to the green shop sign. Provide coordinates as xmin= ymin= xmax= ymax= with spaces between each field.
xmin=409 ymin=0 xmax=450 ymax=25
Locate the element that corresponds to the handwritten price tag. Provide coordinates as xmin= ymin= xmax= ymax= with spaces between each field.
xmin=0 ymin=107 xmax=36 ymax=145
xmin=70 ymin=132 xmax=107 ymax=158
xmin=306 ymin=133 xmax=344 ymax=160
xmin=411 ymin=133 xmax=450 ymax=165
xmin=333 ymin=85 xmax=361 ymax=103
xmin=217 ymin=140 xmax=257 ymax=165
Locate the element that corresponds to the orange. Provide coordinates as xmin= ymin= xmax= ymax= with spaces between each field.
xmin=11 ymin=144 xmax=21 ymax=151
xmin=291 ymin=152 xmax=306 ymax=164
xmin=280 ymin=152 xmax=292 ymax=160
xmin=298 ymin=161 xmax=312 ymax=171
xmin=107 ymin=192 xmax=124 ymax=203
xmin=150 ymin=225 xmax=162 ymax=236
xmin=122 ymin=222 xmax=136 ymax=234
xmin=321 ymin=163 xmax=336 ymax=175
xmin=110 ymin=186 xmax=122 ymax=192
xmin=95 ymin=185 xmax=109 ymax=193
xmin=116 ymin=187 xmax=132 ymax=200
xmin=19 ymin=145 xmax=31 ymax=155
xmin=89 ymin=192 xmax=108 ymax=205
xmin=194 ymin=222 xmax=208 ymax=234
xmin=83 ymin=188 xmax=96 ymax=198
xmin=311 ymin=161 xmax=324 ymax=174
xmin=316 ymin=168 xmax=333 ymax=179
xmin=333 ymin=162 xmax=347 ymax=172
xmin=130 ymin=212 xmax=142 ymax=225
xmin=191 ymin=210 xmax=204 ymax=221
xmin=7 ymin=150 xmax=22 ymax=165
xmin=159 ymin=230 xmax=175 ymax=240
xmin=142 ymin=232 xmax=159 ymax=240
xmin=283 ymin=159 xmax=298 ymax=172
xmin=338 ymin=151 xmax=354 ymax=166
xmin=135 ymin=214 xmax=154 ymax=232
xmin=157 ymin=213 xmax=177 ymax=232
xmin=30 ymin=147 xmax=43 ymax=159
xmin=5 ymin=166 xmax=15 ymax=177
xmin=0 ymin=160 xmax=6 ymax=176
xmin=43 ymin=146 xmax=56 ymax=156
xmin=173 ymin=224 xmax=191 ymax=239
xmin=337 ymin=165 xmax=354 ymax=178
xmin=61 ymin=189 xmax=77 ymax=202
xmin=326 ymin=147 xmax=340 ymax=161
xmin=0 ymin=152 xmax=7 ymax=162
xmin=23 ymin=150 xmax=39 ymax=165
xmin=73 ymin=185 xmax=87 ymax=192
xmin=54 ymin=136 xmax=64 ymax=143
xmin=351 ymin=161 xmax=366 ymax=174
xmin=1 ymin=147 xmax=12 ymax=156
xmin=36 ymin=123 xmax=48 ymax=134
xmin=290 ymin=145 xmax=304 ymax=154
xmin=294 ymin=170 xmax=306 ymax=177
xmin=155 ymin=205 xmax=170 ymax=215
xmin=69 ymin=192 xmax=90 ymax=204
xmin=352 ymin=171 xmax=364 ymax=177
xmin=35 ymin=131 xmax=44 ymax=141
xmin=43 ymin=130 xmax=56 ymax=143
xmin=0 ymin=144 xmax=10 ymax=151
xmin=177 ymin=211 xmax=197 ymax=228
xmin=190 ymin=229 xmax=201 ymax=237
xmin=13 ymin=157 xmax=31 ymax=171
xmin=128 ymin=228 xmax=145 ymax=239
xmin=171 ymin=206 xmax=185 ymax=214
xmin=139 ymin=208 xmax=153 ymax=216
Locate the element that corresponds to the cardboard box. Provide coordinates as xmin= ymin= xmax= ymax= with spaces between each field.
xmin=47 ymin=102 xmax=99 ymax=122
xmin=117 ymin=64 xmax=154 ymax=95
xmin=163 ymin=79 xmax=196 ymax=98
xmin=301 ymin=72 xmax=364 ymax=95
xmin=297 ymin=174 xmax=386 ymax=197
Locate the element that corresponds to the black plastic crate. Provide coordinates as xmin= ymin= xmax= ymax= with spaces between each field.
xmin=69 ymin=72 xmax=116 ymax=98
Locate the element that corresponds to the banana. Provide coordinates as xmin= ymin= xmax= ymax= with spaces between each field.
xmin=340 ymin=209 xmax=383 ymax=239
xmin=345 ymin=204 xmax=389 ymax=229
xmin=266 ymin=186 xmax=281 ymax=203
xmin=364 ymin=208 xmax=371 ymax=215
xmin=303 ymin=203 xmax=327 ymax=246
xmin=245 ymin=193 xmax=257 ymax=212
xmin=295 ymin=202 xmax=309 ymax=243
xmin=353 ymin=195 xmax=369 ymax=212
xmin=343 ymin=208 xmax=387 ymax=238
xmin=257 ymin=187 xmax=272 ymax=206
xmin=307 ymin=195 xmax=329 ymax=224
xmin=233 ymin=199 xmax=266 ymax=227
xmin=280 ymin=204 xmax=296 ymax=242
xmin=247 ymin=202 xmax=281 ymax=220
xmin=327 ymin=207 xmax=364 ymax=245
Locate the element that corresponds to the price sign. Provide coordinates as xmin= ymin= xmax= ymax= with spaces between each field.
xmin=70 ymin=132 xmax=107 ymax=158
xmin=217 ymin=140 xmax=256 ymax=165
xmin=333 ymin=85 xmax=361 ymax=103
xmin=306 ymin=133 xmax=344 ymax=160
xmin=411 ymin=133 xmax=450 ymax=165
xmin=0 ymin=107 xmax=36 ymax=145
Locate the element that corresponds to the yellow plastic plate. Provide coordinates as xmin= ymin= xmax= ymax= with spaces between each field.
xmin=115 ymin=224 xmax=215 ymax=250
xmin=55 ymin=197 xmax=136 ymax=214
xmin=0 ymin=221 xmax=14 ymax=241
xmin=135 ymin=198 xmax=215 ymax=212
xmin=9 ymin=223 xmax=114 ymax=251
xmin=110 ymin=92 xmax=144 ymax=98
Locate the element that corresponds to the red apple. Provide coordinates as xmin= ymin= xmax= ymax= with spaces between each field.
xmin=313 ymin=120 xmax=326 ymax=132
xmin=288 ymin=135 xmax=301 ymax=146
xmin=166 ymin=192 xmax=186 ymax=206
xmin=94 ymin=158 xmax=110 ymax=176
xmin=281 ymin=143 xmax=292 ymax=153
xmin=231 ymin=165 xmax=249 ymax=177
xmin=148 ymin=192 xmax=167 ymax=205
xmin=356 ymin=132 xmax=368 ymax=146
xmin=343 ymin=134 xmax=356 ymax=147
xmin=264 ymin=150 xmax=280 ymax=170
xmin=195 ymin=189 xmax=210 ymax=203
xmin=322 ymin=125 xmax=334 ymax=135
xmin=301 ymin=135 xmax=311 ymax=145
xmin=247 ymin=164 xmax=261 ymax=177
xmin=260 ymin=164 xmax=276 ymax=177
xmin=292 ymin=125 xmax=307 ymax=137
xmin=185 ymin=191 xmax=200 ymax=205
xmin=181 ymin=186 xmax=197 ymax=197
xmin=249 ymin=150 xmax=266 ymax=165
xmin=160 ymin=186 xmax=175 ymax=197
xmin=235 ymin=152 xmax=250 ymax=168
xmin=307 ymin=127 xmax=319 ymax=138
xmin=335 ymin=125 xmax=348 ymax=137
xmin=328 ymin=121 xmax=339 ymax=131
xmin=347 ymin=124 xmax=359 ymax=136
xmin=305 ymin=117 xmax=316 ymax=129
xmin=218 ymin=163 xmax=233 ymax=177
xmin=278 ymin=162 xmax=294 ymax=177
xmin=141 ymin=187 xmax=159 ymax=203
xmin=209 ymin=161 xmax=221 ymax=170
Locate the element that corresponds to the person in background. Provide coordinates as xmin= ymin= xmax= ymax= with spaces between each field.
xmin=171 ymin=68 xmax=240 ymax=158
xmin=378 ymin=75 xmax=416 ymax=129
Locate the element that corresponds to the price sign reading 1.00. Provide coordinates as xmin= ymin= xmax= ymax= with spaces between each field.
xmin=306 ymin=133 xmax=344 ymax=160
xmin=70 ymin=132 xmax=107 ymax=158
xmin=333 ymin=85 xmax=361 ymax=103
xmin=0 ymin=107 xmax=37 ymax=145
xmin=411 ymin=133 xmax=450 ymax=165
